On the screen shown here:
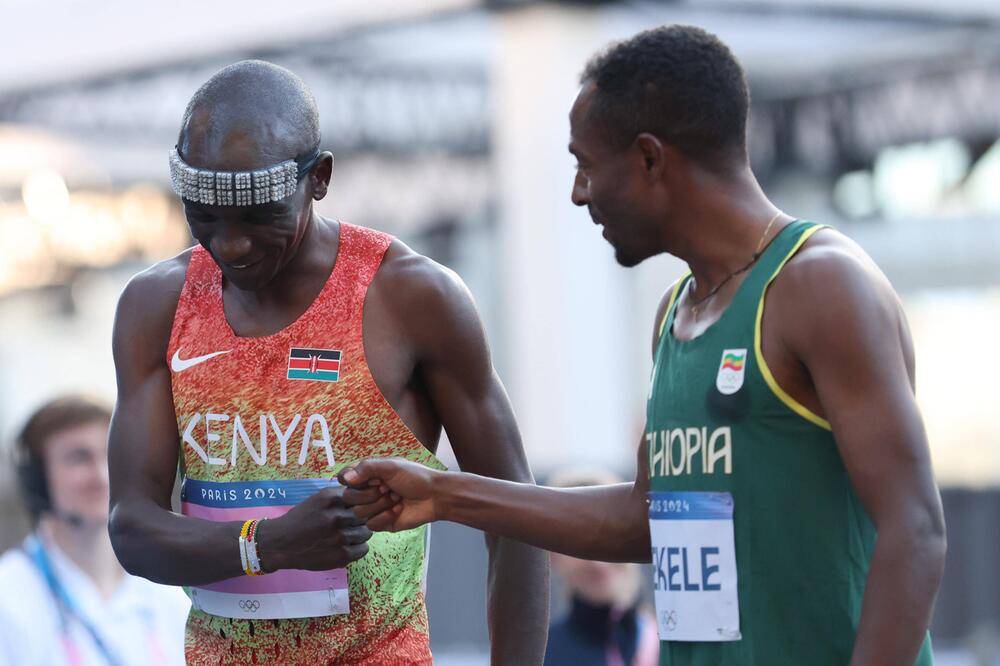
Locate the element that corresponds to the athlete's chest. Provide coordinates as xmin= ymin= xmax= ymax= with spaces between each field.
xmin=170 ymin=295 xmax=435 ymax=473
xmin=669 ymin=276 xmax=747 ymax=342
xmin=221 ymin=278 xmax=330 ymax=338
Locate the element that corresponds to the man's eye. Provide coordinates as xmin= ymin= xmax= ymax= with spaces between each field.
xmin=257 ymin=209 xmax=293 ymax=224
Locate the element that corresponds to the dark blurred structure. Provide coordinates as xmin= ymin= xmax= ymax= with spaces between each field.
xmin=933 ymin=490 xmax=1000 ymax=651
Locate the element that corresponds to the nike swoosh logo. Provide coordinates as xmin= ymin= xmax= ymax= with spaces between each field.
xmin=171 ymin=349 xmax=232 ymax=372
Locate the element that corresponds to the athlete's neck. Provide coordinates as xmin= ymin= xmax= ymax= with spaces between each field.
xmin=40 ymin=516 xmax=125 ymax=600
xmin=667 ymin=168 xmax=786 ymax=299
xmin=230 ymin=213 xmax=337 ymax=310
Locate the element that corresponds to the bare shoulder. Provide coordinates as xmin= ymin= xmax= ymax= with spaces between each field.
xmin=118 ymin=248 xmax=193 ymax=324
xmin=771 ymin=227 xmax=900 ymax=315
xmin=114 ymin=248 xmax=195 ymax=362
xmin=367 ymin=238 xmax=488 ymax=371
xmin=372 ymin=239 xmax=480 ymax=331
xmin=768 ymin=227 xmax=910 ymax=369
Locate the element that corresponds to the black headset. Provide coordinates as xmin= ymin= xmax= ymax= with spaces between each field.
xmin=14 ymin=431 xmax=53 ymax=518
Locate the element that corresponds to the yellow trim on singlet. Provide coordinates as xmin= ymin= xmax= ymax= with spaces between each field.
xmin=753 ymin=225 xmax=833 ymax=431
xmin=657 ymin=272 xmax=692 ymax=340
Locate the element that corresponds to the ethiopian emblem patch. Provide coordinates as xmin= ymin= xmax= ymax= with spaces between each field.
xmin=716 ymin=348 xmax=747 ymax=395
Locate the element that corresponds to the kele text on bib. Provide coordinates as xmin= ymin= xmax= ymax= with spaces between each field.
xmin=648 ymin=491 xmax=741 ymax=642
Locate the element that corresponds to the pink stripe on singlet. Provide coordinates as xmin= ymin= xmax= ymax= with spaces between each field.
xmin=181 ymin=502 xmax=292 ymax=522
xmin=182 ymin=502 xmax=348 ymax=594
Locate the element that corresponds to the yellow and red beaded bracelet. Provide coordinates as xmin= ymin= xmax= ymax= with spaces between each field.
xmin=238 ymin=518 xmax=266 ymax=576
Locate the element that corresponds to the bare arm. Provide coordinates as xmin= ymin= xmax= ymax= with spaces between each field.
xmin=374 ymin=255 xmax=550 ymax=664
xmin=774 ymin=236 xmax=945 ymax=665
xmin=107 ymin=258 xmax=385 ymax=585
xmin=346 ymin=451 xmax=651 ymax=561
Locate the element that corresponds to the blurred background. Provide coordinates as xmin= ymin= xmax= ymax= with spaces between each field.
xmin=0 ymin=0 xmax=998 ymax=663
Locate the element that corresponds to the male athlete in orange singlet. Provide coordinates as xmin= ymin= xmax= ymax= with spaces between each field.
xmin=108 ymin=60 xmax=548 ymax=665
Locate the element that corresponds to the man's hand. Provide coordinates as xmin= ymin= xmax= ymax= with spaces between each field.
xmin=340 ymin=459 xmax=443 ymax=532
xmin=257 ymin=484 xmax=393 ymax=571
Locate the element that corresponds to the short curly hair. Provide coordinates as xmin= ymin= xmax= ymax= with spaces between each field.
xmin=581 ymin=25 xmax=750 ymax=165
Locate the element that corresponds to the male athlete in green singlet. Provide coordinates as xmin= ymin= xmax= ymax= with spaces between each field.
xmin=342 ymin=25 xmax=946 ymax=665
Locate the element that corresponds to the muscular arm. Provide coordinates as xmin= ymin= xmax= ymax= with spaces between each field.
xmin=772 ymin=235 xmax=945 ymax=665
xmin=107 ymin=259 xmax=245 ymax=585
xmin=375 ymin=256 xmax=550 ymax=664
xmin=108 ymin=259 xmax=380 ymax=585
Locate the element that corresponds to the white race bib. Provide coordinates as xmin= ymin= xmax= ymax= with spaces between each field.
xmin=648 ymin=491 xmax=741 ymax=642
xmin=181 ymin=478 xmax=350 ymax=619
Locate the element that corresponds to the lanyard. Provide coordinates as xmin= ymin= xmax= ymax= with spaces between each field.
xmin=25 ymin=535 xmax=125 ymax=666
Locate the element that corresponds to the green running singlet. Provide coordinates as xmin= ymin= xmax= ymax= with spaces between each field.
xmin=646 ymin=220 xmax=933 ymax=665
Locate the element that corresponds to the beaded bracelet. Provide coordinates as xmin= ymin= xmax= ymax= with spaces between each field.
xmin=246 ymin=519 xmax=264 ymax=576
xmin=238 ymin=519 xmax=265 ymax=577
xmin=238 ymin=519 xmax=253 ymax=575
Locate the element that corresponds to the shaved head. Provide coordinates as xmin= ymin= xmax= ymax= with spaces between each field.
xmin=178 ymin=60 xmax=321 ymax=171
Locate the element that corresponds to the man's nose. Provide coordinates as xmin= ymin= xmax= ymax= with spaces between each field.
xmin=211 ymin=225 xmax=252 ymax=263
xmin=571 ymin=172 xmax=589 ymax=207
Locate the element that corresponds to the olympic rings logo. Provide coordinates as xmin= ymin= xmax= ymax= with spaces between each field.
xmin=238 ymin=599 xmax=261 ymax=612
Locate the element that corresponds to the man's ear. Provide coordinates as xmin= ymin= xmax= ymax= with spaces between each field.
xmin=311 ymin=152 xmax=335 ymax=200
xmin=635 ymin=133 xmax=665 ymax=180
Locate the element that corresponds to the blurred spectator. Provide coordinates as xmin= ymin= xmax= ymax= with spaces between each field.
xmin=544 ymin=469 xmax=658 ymax=666
xmin=0 ymin=395 xmax=190 ymax=665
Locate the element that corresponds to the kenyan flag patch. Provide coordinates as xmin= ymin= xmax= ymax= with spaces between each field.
xmin=287 ymin=348 xmax=342 ymax=382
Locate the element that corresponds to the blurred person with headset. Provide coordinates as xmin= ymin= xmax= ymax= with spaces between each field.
xmin=0 ymin=395 xmax=189 ymax=665
xmin=544 ymin=468 xmax=658 ymax=666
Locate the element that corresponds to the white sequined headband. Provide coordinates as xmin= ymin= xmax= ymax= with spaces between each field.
xmin=168 ymin=148 xmax=319 ymax=206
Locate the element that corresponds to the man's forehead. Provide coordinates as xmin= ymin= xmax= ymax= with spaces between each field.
xmin=182 ymin=106 xmax=297 ymax=171
xmin=568 ymin=85 xmax=601 ymax=155
xmin=182 ymin=130 xmax=287 ymax=173
xmin=570 ymin=82 xmax=597 ymax=119
xmin=569 ymin=83 xmax=599 ymax=133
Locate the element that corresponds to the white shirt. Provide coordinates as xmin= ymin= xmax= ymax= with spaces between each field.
xmin=0 ymin=537 xmax=190 ymax=666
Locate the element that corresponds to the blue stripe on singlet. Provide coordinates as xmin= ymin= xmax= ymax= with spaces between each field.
xmin=181 ymin=477 xmax=338 ymax=508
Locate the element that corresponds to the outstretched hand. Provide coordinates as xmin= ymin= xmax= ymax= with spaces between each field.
xmin=339 ymin=458 xmax=443 ymax=532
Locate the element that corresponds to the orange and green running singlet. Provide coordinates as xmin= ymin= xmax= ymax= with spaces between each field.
xmin=646 ymin=220 xmax=933 ymax=665
xmin=167 ymin=222 xmax=444 ymax=665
